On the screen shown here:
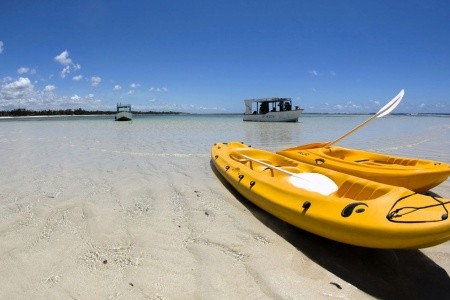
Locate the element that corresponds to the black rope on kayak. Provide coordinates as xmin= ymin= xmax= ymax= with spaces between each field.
xmin=387 ymin=193 xmax=450 ymax=223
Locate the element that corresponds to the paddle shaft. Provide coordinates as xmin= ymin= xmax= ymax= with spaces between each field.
xmin=324 ymin=89 xmax=404 ymax=148
xmin=324 ymin=115 xmax=377 ymax=148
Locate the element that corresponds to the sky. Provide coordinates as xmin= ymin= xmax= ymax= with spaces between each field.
xmin=1 ymin=0 xmax=450 ymax=113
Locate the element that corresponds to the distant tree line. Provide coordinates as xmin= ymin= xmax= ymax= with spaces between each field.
xmin=0 ymin=108 xmax=184 ymax=117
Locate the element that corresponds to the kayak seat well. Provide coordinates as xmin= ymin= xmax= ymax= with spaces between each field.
xmin=327 ymin=149 xmax=419 ymax=167
xmin=354 ymin=158 xmax=419 ymax=167
xmin=324 ymin=149 xmax=361 ymax=161
xmin=234 ymin=157 xmax=279 ymax=174
xmin=247 ymin=159 xmax=274 ymax=172
xmin=386 ymin=157 xmax=419 ymax=166
xmin=229 ymin=154 xmax=270 ymax=170
xmin=335 ymin=180 xmax=391 ymax=200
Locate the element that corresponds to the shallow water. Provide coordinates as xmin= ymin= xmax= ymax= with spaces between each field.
xmin=3 ymin=113 xmax=447 ymax=155
xmin=0 ymin=114 xmax=449 ymax=299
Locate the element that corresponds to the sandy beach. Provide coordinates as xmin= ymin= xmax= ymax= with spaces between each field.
xmin=0 ymin=114 xmax=449 ymax=299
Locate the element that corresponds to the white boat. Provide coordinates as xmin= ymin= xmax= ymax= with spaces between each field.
xmin=243 ymin=98 xmax=303 ymax=122
xmin=115 ymin=103 xmax=132 ymax=121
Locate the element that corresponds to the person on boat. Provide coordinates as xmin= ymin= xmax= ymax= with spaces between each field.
xmin=260 ymin=102 xmax=269 ymax=114
xmin=285 ymin=101 xmax=291 ymax=111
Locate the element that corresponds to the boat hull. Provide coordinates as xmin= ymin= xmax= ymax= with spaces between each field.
xmin=277 ymin=142 xmax=450 ymax=192
xmin=243 ymin=109 xmax=303 ymax=122
xmin=115 ymin=112 xmax=132 ymax=121
xmin=212 ymin=141 xmax=450 ymax=249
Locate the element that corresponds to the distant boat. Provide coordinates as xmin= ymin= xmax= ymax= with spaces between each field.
xmin=115 ymin=103 xmax=132 ymax=121
xmin=243 ymin=98 xmax=303 ymax=122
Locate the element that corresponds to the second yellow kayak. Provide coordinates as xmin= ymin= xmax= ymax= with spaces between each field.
xmin=277 ymin=142 xmax=450 ymax=192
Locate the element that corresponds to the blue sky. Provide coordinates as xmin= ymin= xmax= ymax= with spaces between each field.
xmin=1 ymin=1 xmax=449 ymax=113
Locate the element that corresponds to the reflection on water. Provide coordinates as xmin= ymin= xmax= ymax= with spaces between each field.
xmin=243 ymin=122 xmax=301 ymax=149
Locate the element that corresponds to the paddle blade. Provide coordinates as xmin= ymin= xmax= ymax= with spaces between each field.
xmin=288 ymin=173 xmax=338 ymax=196
xmin=377 ymin=89 xmax=404 ymax=118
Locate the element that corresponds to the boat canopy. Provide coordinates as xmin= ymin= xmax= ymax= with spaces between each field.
xmin=244 ymin=98 xmax=293 ymax=115
xmin=117 ymin=103 xmax=131 ymax=113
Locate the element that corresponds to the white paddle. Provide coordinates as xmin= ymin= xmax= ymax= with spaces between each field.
xmin=235 ymin=153 xmax=338 ymax=196
xmin=324 ymin=89 xmax=405 ymax=148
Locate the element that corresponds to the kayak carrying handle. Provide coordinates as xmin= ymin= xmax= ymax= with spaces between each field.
xmin=315 ymin=158 xmax=325 ymax=165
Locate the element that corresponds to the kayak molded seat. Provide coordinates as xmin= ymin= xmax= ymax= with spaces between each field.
xmin=335 ymin=180 xmax=391 ymax=200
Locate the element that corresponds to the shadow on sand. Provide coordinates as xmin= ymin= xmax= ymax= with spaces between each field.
xmin=211 ymin=163 xmax=450 ymax=299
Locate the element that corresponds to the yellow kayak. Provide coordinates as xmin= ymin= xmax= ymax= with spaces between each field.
xmin=212 ymin=141 xmax=450 ymax=249
xmin=277 ymin=142 xmax=450 ymax=193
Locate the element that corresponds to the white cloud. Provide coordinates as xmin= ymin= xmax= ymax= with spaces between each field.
xmin=54 ymin=50 xmax=81 ymax=79
xmin=54 ymin=50 xmax=72 ymax=65
xmin=309 ymin=70 xmax=320 ymax=77
xmin=144 ymin=101 xmax=228 ymax=113
xmin=17 ymin=67 xmax=37 ymax=75
xmin=1 ymin=76 xmax=13 ymax=83
xmin=61 ymin=66 xmax=70 ymax=79
xmin=309 ymin=70 xmax=336 ymax=77
xmin=149 ymin=86 xmax=169 ymax=92
xmin=72 ymin=75 xmax=83 ymax=81
xmin=18 ymin=67 xmax=29 ymax=74
xmin=91 ymin=76 xmax=101 ymax=86
xmin=0 ymin=77 xmax=107 ymax=110
xmin=130 ymin=83 xmax=140 ymax=89
xmin=62 ymin=94 xmax=102 ymax=108
xmin=1 ymin=77 xmax=34 ymax=100
xmin=43 ymin=85 xmax=55 ymax=93
xmin=198 ymin=106 xmax=227 ymax=112
xmin=113 ymin=84 xmax=122 ymax=91
xmin=71 ymin=94 xmax=81 ymax=101
xmin=0 ymin=41 xmax=3 ymax=54
xmin=127 ymin=90 xmax=135 ymax=94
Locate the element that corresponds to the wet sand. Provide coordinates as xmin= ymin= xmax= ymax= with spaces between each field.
xmin=0 ymin=115 xmax=449 ymax=299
